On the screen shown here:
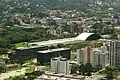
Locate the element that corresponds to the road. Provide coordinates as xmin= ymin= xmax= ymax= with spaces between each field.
xmin=0 ymin=67 xmax=27 ymax=80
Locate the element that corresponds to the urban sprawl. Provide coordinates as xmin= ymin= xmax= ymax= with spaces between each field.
xmin=1 ymin=0 xmax=120 ymax=80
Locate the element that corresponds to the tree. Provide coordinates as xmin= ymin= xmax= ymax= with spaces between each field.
xmin=71 ymin=64 xmax=79 ymax=74
xmin=79 ymin=63 xmax=85 ymax=75
xmin=10 ymin=45 xmax=16 ymax=50
xmin=47 ymin=19 xmax=57 ymax=26
xmin=111 ymin=33 xmax=117 ymax=39
xmin=0 ymin=48 xmax=9 ymax=54
xmin=0 ymin=66 xmax=7 ymax=73
xmin=85 ymin=63 xmax=93 ymax=76
xmin=56 ymin=44 xmax=65 ymax=48
xmin=106 ymin=71 xmax=113 ymax=80
xmin=49 ymin=45 xmax=56 ymax=50
xmin=76 ymin=43 xmax=89 ymax=49
xmin=105 ymin=67 xmax=116 ymax=79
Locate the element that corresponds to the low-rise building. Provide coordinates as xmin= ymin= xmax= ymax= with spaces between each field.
xmin=12 ymin=46 xmax=47 ymax=60
xmin=37 ymin=48 xmax=70 ymax=64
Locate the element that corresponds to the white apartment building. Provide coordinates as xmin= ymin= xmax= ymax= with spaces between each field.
xmin=76 ymin=47 xmax=97 ymax=65
xmin=77 ymin=48 xmax=87 ymax=64
xmin=108 ymin=41 xmax=120 ymax=66
xmin=51 ymin=58 xmax=58 ymax=73
xmin=51 ymin=57 xmax=69 ymax=74
xmin=58 ymin=58 xmax=69 ymax=74
xmin=94 ymin=50 xmax=109 ymax=68
xmin=76 ymin=45 xmax=109 ymax=68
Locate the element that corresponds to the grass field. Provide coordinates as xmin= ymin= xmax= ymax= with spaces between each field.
xmin=70 ymin=51 xmax=76 ymax=61
xmin=15 ymin=42 xmax=28 ymax=47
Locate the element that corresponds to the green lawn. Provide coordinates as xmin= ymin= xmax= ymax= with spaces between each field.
xmin=26 ymin=66 xmax=35 ymax=73
xmin=70 ymin=51 xmax=76 ymax=61
xmin=98 ymin=71 xmax=107 ymax=76
xmin=15 ymin=42 xmax=28 ymax=48
xmin=42 ymin=66 xmax=51 ymax=71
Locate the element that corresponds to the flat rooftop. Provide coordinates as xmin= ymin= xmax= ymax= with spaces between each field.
xmin=37 ymin=48 xmax=70 ymax=53
xmin=44 ymin=71 xmax=85 ymax=79
xmin=52 ymin=57 xmax=68 ymax=61
xmin=16 ymin=45 xmax=46 ymax=50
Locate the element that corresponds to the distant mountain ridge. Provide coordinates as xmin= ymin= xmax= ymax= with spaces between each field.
xmin=0 ymin=0 xmax=119 ymax=14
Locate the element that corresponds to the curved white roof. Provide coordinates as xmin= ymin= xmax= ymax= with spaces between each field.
xmin=76 ymin=32 xmax=95 ymax=41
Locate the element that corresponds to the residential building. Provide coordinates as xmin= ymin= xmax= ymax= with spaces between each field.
xmin=76 ymin=44 xmax=109 ymax=68
xmin=76 ymin=46 xmax=96 ymax=65
xmin=76 ymin=48 xmax=88 ymax=64
xmin=51 ymin=57 xmax=58 ymax=73
xmin=108 ymin=41 xmax=120 ymax=66
xmin=67 ymin=20 xmax=83 ymax=34
xmin=51 ymin=57 xmax=69 ymax=74
xmin=94 ymin=49 xmax=109 ymax=68
xmin=58 ymin=58 xmax=69 ymax=74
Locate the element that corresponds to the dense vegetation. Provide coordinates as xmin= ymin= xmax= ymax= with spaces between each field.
xmin=0 ymin=0 xmax=119 ymax=19
xmin=99 ymin=66 xmax=120 ymax=79
xmin=71 ymin=63 xmax=93 ymax=76
xmin=0 ymin=24 xmax=72 ymax=54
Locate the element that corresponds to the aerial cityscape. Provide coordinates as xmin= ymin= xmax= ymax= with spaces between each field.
xmin=1 ymin=0 xmax=120 ymax=80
